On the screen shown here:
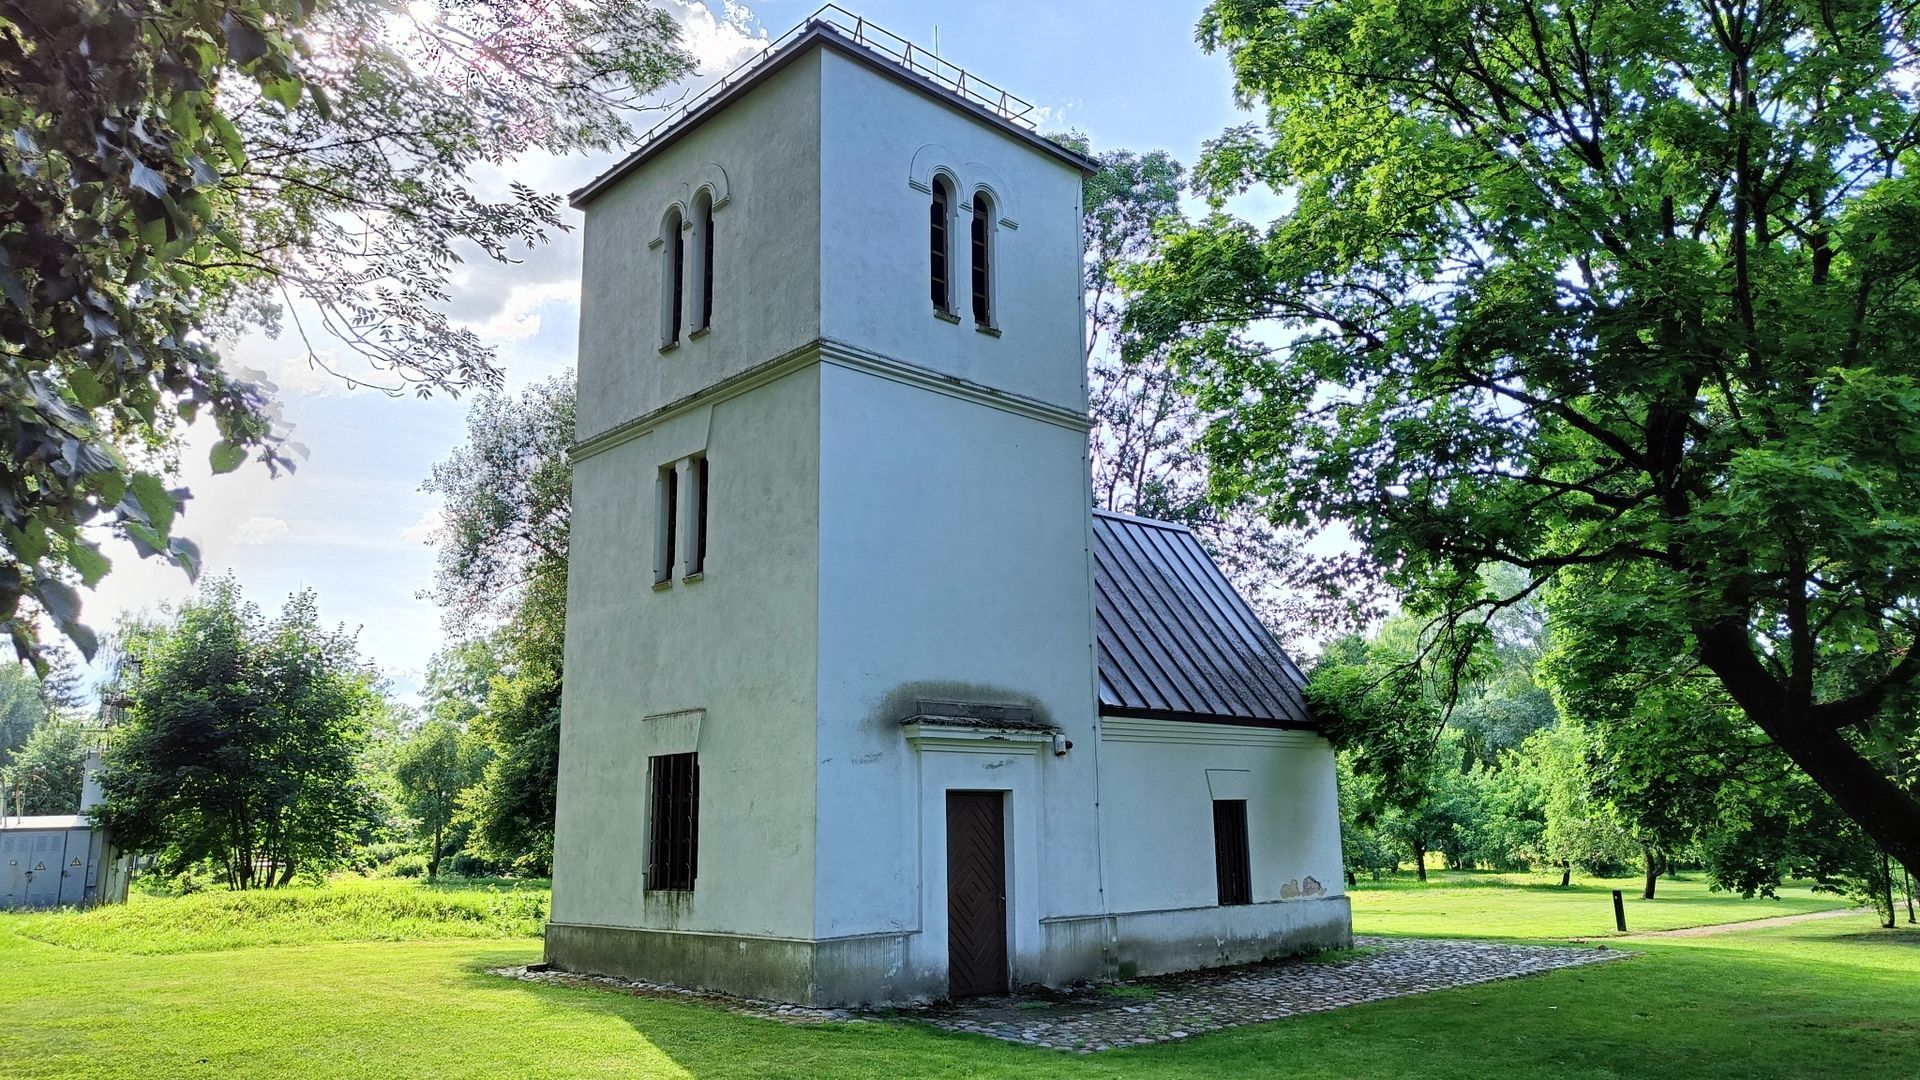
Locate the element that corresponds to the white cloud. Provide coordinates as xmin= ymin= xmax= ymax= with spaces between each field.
xmin=669 ymin=0 xmax=771 ymax=75
xmin=459 ymin=278 xmax=580 ymax=344
xmin=401 ymin=508 xmax=444 ymax=546
xmin=235 ymin=516 xmax=292 ymax=546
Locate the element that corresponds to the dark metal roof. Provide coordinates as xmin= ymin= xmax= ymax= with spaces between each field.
xmin=1091 ymin=509 xmax=1313 ymax=729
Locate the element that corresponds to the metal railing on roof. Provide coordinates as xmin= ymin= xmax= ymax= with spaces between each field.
xmin=634 ymin=5 xmax=1041 ymax=153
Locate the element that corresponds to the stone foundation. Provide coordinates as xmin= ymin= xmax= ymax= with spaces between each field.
xmin=544 ymin=922 xmax=940 ymax=1005
xmin=546 ymin=894 xmax=1352 ymax=1006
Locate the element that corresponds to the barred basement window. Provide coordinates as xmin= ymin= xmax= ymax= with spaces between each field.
xmin=646 ymin=753 xmax=699 ymax=891
xmin=930 ymin=176 xmax=953 ymax=313
xmin=1213 ymin=799 xmax=1251 ymax=906
xmin=654 ymin=463 xmax=677 ymax=587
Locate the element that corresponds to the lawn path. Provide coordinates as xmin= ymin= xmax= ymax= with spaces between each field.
xmin=1619 ymin=906 xmax=1868 ymax=939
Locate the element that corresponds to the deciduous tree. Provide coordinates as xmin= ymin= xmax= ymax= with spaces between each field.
xmin=95 ymin=577 xmax=378 ymax=887
xmin=0 ymin=0 xmax=691 ymax=662
xmin=1130 ymin=0 xmax=1920 ymax=874
xmin=393 ymin=718 xmax=488 ymax=882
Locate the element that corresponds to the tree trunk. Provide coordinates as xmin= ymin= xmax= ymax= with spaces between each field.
xmin=429 ymin=823 xmax=443 ymax=883
xmin=1345 ymin=868 xmax=1357 ymax=889
xmin=1560 ymin=864 xmax=1572 ymax=888
xmin=1699 ymin=637 xmax=1920 ymax=880
xmin=1412 ymin=842 xmax=1428 ymax=883
xmin=1643 ymin=848 xmax=1660 ymax=900
xmin=1883 ymin=850 xmax=1897 ymax=930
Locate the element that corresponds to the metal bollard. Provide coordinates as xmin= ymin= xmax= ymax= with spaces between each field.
xmin=1612 ymin=888 xmax=1627 ymax=932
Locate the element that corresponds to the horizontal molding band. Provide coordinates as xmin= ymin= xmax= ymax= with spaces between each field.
xmin=572 ymin=336 xmax=1090 ymax=464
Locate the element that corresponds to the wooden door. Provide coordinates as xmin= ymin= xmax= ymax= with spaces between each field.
xmin=945 ymin=791 xmax=1008 ymax=997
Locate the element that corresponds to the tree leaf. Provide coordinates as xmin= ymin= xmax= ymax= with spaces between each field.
xmin=128 ymin=472 xmax=175 ymax=537
xmin=221 ymin=14 xmax=270 ymax=65
xmin=209 ymin=440 xmax=246 ymax=475
xmin=68 ymin=541 xmax=111 ymax=587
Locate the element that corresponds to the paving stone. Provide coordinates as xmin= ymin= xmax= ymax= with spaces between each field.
xmin=896 ymin=936 xmax=1631 ymax=1052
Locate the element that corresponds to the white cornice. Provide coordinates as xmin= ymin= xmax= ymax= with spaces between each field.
xmin=902 ymin=723 xmax=1053 ymax=755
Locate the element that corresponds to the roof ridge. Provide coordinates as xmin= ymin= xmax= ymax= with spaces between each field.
xmin=1091 ymin=507 xmax=1195 ymax=534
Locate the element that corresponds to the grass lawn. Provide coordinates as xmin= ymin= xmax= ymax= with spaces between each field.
xmin=1349 ymin=868 xmax=1855 ymax=938
xmin=1 ymin=875 xmax=1913 ymax=1078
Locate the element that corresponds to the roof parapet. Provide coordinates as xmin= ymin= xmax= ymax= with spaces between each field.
xmin=571 ymin=5 xmax=1092 ymax=207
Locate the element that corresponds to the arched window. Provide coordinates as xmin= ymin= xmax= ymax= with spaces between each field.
xmin=970 ymin=191 xmax=994 ymax=327
xmin=661 ymin=206 xmax=685 ymax=347
xmin=929 ymin=176 xmax=953 ymax=313
xmin=690 ymin=191 xmax=715 ymax=333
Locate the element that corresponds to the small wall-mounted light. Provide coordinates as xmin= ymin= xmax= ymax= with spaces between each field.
xmin=1052 ymin=733 xmax=1073 ymax=757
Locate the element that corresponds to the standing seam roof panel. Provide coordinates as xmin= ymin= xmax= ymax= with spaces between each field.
xmin=1144 ymin=522 xmax=1309 ymax=723
xmin=1132 ymin=521 xmax=1290 ymax=718
xmin=1092 ymin=519 xmax=1224 ymax=714
xmin=1091 ymin=510 xmax=1314 ymax=727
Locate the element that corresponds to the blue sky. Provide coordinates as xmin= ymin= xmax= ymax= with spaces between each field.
xmin=80 ymin=1 xmax=1268 ymax=701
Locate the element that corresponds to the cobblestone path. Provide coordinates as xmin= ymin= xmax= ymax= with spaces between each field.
xmin=906 ymin=936 xmax=1630 ymax=1052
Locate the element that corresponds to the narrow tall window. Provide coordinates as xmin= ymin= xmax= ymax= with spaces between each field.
xmin=680 ymin=455 xmax=708 ymax=578
xmin=929 ymin=177 xmax=952 ymax=312
xmin=661 ymin=207 xmax=685 ymax=347
xmin=1213 ymin=799 xmax=1251 ymax=906
xmin=694 ymin=456 xmax=709 ymax=574
xmin=654 ymin=463 xmax=677 ymax=586
xmin=690 ymin=191 xmax=715 ymax=333
xmin=646 ymin=753 xmax=699 ymax=891
xmin=970 ymin=192 xmax=994 ymax=326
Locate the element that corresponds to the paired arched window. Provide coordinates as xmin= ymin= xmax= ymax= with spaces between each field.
xmin=929 ymin=175 xmax=954 ymax=314
xmin=661 ymin=206 xmax=685 ymax=348
xmin=660 ymin=189 xmax=720 ymax=348
xmin=970 ymin=191 xmax=994 ymax=328
xmin=928 ymin=179 xmax=998 ymax=329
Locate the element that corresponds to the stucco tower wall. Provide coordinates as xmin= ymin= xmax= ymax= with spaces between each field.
xmin=550 ymin=48 xmax=830 ymax=967
xmin=810 ymin=45 xmax=1105 ymax=1000
xmin=573 ymin=50 xmax=825 ymax=441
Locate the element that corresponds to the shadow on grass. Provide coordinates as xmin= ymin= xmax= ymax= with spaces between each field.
xmin=459 ymin=955 xmax=1058 ymax=1080
xmin=1832 ymin=928 xmax=1920 ymax=947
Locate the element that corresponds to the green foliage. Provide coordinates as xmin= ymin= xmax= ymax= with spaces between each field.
xmin=95 ymin=576 xmax=380 ymax=887
xmin=1077 ymin=143 xmax=1304 ymax=626
xmin=1132 ymin=0 xmax=1920 ymax=873
xmin=0 ymin=717 xmax=88 ymax=815
xmin=0 ymin=659 xmax=46 ymax=760
xmin=0 ymin=0 xmax=692 ymax=662
xmin=420 ymin=377 xmax=573 ymax=873
xmin=393 ymin=719 xmax=489 ymax=881
xmin=6 ymin=878 xmax=547 ymax=954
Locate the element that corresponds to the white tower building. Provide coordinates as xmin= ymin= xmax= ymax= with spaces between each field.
xmin=547 ymin=12 xmax=1350 ymax=1005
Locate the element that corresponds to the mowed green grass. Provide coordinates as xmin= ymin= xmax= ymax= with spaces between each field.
xmin=1 ymin=876 xmax=1914 ymax=1078
xmin=1349 ymin=869 xmax=1855 ymax=938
